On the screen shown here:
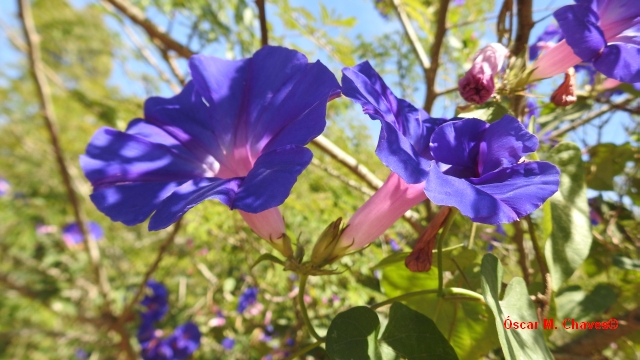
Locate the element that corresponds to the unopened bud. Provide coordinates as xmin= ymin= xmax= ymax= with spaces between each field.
xmin=550 ymin=67 xmax=577 ymax=107
xmin=458 ymin=43 xmax=509 ymax=104
xmin=310 ymin=218 xmax=348 ymax=268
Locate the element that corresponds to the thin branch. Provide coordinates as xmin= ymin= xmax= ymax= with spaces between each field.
xmin=512 ymin=0 xmax=533 ymax=57
xmin=117 ymin=219 xmax=182 ymax=326
xmin=549 ymin=96 xmax=634 ymax=139
xmin=160 ymin=48 xmax=186 ymax=85
xmin=512 ymin=221 xmax=531 ymax=286
xmin=256 ymin=0 xmax=268 ymax=47
xmin=424 ymin=0 xmax=450 ymax=112
xmin=525 ymin=216 xmax=551 ymax=319
xmin=103 ymin=0 xmax=194 ymax=58
xmin=391 ymin=0 xmax=430 ymax=72
xmin=18 ymin=0 xmax=115 ymax=316
xmin=553 ymin=307 xmax=640 ymax=357
xmin=121 ymin=22 xmax=182 ymax=93
xmin=311 ymin=135 xmax=384 ymax=190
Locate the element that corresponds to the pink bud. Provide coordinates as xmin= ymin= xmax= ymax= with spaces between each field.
xmin=459 ymin=43 xmax=509 ymax=104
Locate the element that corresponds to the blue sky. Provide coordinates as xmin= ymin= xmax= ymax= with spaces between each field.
xmin=0 ymin=0 xmax=631 ymax=147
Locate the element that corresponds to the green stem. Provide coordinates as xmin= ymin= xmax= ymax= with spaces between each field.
xmin=284 ymin=340 xmax=325 ymax=360
xmin=438 ymin=208 xmax=459 ymax=296
xmin=370 ymin=289 xmax=439 ymax=310
xmin=468 ymin=222 xmax=477 ymax=249
xmin=443 ymin=287 xmax=486 ymax=302
xmin=298 ymin=274 xmax=323 ymax=341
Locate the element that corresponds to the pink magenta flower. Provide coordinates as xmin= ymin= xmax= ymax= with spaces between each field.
xmin=458 ymin=43 xmax=509 ymax=104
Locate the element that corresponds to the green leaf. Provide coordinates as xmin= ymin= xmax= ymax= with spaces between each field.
xmin=612 ymin=256 xmax=640 ymax=271
xmin=381 ymin=263 xmax=499 ymax=360
xmin=380 ymin=302 xmax=458 ymax=360
xmin=326 ymin=306 xmax=381 ymax=360
xmin=586 ymin=143 xmax=636 ymax=191
xmin=371 ymin=252 xmax=410 ymax=270
xmin=480 ymin=254 xmax=553 ymax=360
xmin=556 ymin=284 xmax=618 ymax=324
xmin=457 ymin=101 xmax=509 ymax=123
xmin=545 ymin=142 xmax=592 ymax=290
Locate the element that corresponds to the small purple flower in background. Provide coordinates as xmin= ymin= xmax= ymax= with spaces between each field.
xmin=458 ymin=43 xmax=509 ymax=104
xmin=141 ymin=280 xmax=169 ymax=323
xmin=221 ymin=337 xmax=235 ymax=351
xmin=165 ymin=323 xmax=201 ymax=359
xmin=237 ymin=287 xmax=258 ymax=314
xmin=529 ymin=23 xmax=563 ymax=61
xmin=80 ymin=46 xmax=340 ymax=248
xmin=388 ymin=238 xmax=402 ymax=252
xmin=0 ymin=177 xmax=10 ymax=197
xmin=137 ymin=280 xmax=201 ymax=360
xmin=75 ymin=349 xmax=89 ymax=360
xmin=453 ymin=0 xmax=465 ymax=6
xmin=207 ymin=311 xmax=226 ymax=327
xmin=36 ymin=224 xmax=58 ymax=235
xmin=532 ymin=0 xmax=640 ymax=83
xmin=523 ymin=97 xmax=540 ymax=129
xmin=588 ymin=197 xmax=603 ymax=226
xmin=62 ymin=221 xmax=103 ymax=246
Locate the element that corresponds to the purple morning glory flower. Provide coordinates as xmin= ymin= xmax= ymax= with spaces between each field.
xmin=221 ymin=337 xmax=235 ymax=350
xmin=141 ymin=280 xmax=169 ymax=323
xmin=166 ymin=322 xmax=201 ymax=359
xmin=0 ymin=177 xmax=10 ymax=197
xmin=532 ymin=0 xmax=640 ymax=83
xmin=340 ymin=62 xmax=560 ymax=244
xmin=237 ymin=287 xmax=258 ymax=313
xmin=425 ymin=116 xmax=560 ymax=224
xmin=389 ymin=239 xmax=402 ymax=252
xmin=80 ymin=46 xmax=340 ymax=243
xmin=61 ymin=221 xmax=103 ymax=246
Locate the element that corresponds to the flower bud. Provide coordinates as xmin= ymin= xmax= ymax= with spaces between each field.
xmin=310 ymin=218 xmax=348 ymax=268
xmin=458 ymin=43 xmax=509 ymax=104
xmin=550 ymin=67 xmax=577 ymax=107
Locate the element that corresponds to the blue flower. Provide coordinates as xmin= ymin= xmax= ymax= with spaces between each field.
xmin=221 ymin=337 xmax=235 ymax=350
xmin=237 ymin=287 xmax=259 ymax=313
xmin=81 ymin=46 xmax=340 ymax=242
xmin=140 ymin=280 xmax=169 ymax=323
xmin=341 ymin=62 xmax=560 ymax=228
xmin=532 ymin=0 xmax=640 ymax=83
xmin=0 ymin=177 xmax=10 ymax=197
xmin=61 ymin=221 xmax=103 ymax=246
xmin=529 ymin=23 xmax=563 ymax=61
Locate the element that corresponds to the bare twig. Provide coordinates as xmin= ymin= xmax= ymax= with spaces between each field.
xmin=424 ymin=0 xmax=450 ymax=112
xmin=311 ymin=135 xmax=383 ymax=190
xmin=391 ymin=0 xmax=430 ymax=72
xmin=103 ymin=0 xmax=193 ymax=58
xmin=18 ymin=0 xmax=117 ymax=319
xmin=117 ymin=219 xmax=182 ymax=326
xmin=549 ymin=96 xmax=634 ymax=139
xmin=160 ymin=48 xmax=186 ymax=85
xmin=512 ymin=0 xmax=533 ymax=57
xmin=554 ymin=307 xmax=640 ymax=357
xmin=525 ymin=216 xmax=551 ymax=319
xmin=121 ymin=22 xmax=182 ymax=93
xmin=256 ymin=0 xmax=268 ymax=47
xmin=512 ymin=221 xmax=531 ymax=286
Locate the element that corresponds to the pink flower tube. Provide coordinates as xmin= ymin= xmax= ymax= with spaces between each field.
xmin=338 ymin=173 xmax=427 ymax=250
